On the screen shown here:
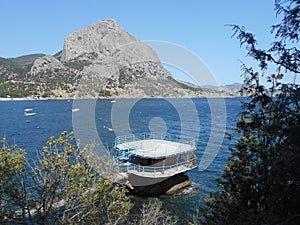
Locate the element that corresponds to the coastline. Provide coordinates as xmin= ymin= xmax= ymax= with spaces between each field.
xmin=0 ymin=93 xmax=244 ymax=101
xmin=0 ymin=97 xmax=49 ymax=101
xmin=0 ymin=96 xmax=242 ymax=101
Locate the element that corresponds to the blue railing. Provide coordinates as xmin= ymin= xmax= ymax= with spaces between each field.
xmin=115 ymin=159 xmax=197 ymax=177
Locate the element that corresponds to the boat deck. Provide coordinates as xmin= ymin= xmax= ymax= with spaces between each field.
xmin=116 ymin=139 xmax=193 ymax=159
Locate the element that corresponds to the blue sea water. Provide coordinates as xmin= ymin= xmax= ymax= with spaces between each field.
xmin=0 ymin=98 xmax=243 ymax=222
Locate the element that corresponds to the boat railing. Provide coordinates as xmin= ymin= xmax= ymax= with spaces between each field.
xmin=114 ymin=132 xmax=196 ymax=149
xmin=115 ymin=158 xmax=197 ymax=177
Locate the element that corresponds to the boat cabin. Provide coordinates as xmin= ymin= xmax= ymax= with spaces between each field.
xmin=113 ymin=133 xmax=197 ymax=177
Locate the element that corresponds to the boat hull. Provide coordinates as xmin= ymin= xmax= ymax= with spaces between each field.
xmin=119 ymin=172 xmax=190 ymax=196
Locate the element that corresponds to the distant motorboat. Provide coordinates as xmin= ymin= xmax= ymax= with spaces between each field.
xmin=24 ymin=112 xmax=36 ymax=116
xmin=111 ymin=100 xmax=116 ymax=103
xmin=72 ymin=108 xmax=80 ymax=112
xmin=24 ymin=108 xmax=36 ymax=116
xmin=24 ymin=111 xmax=36 ymax=117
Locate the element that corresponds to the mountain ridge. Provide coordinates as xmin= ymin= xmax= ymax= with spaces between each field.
xmin=0 ymin=19 xmax=242 ymax=99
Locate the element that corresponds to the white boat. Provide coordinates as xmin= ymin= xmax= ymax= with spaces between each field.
xmin=112 ymin=132 xmax=197 ymax=196
xmin=111 ymin=100 xmax=116 ymax=103
xmin=72 ymin=108 xmax=80 ymax=112
xmin=24 ymin=109 xmax=36 ymax=116
xmin=24 ymin=112 xmax=36 ymax=116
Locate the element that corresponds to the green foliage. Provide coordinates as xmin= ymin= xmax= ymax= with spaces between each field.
xmin=0 ymin=139 xmax=26 ymax=185
xmin=0 ymin=82 xmax=37 ymax=98
xmin=0 ymin=139 xmax=26 ymax=223
xmin=0 ymin=132 xmax=132 ymax=224
xmin=202 ymin=1 xmax=300 ymax=224
xmin=99 ymin=88 xmax=112 ymax=97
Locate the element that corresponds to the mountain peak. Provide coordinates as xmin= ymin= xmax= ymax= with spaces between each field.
xmin=99 ymin=18 xmax=120 ymax=29
xmin=61 ymin=19 xmax=141 ymax=62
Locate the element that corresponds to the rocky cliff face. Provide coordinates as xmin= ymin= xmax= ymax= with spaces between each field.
xmin=0 ymin=19 xmax=242 ymax=98
xmin=61 ymin=19 xmax=158 ymax=64
xmin=26 ymin=19 xmax=175 ymax=98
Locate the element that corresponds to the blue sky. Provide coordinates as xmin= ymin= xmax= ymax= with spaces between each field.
xmin=0 ymin=0 xmax=279 ymax=85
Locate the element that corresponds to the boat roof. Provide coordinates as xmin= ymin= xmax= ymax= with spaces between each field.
xmin=116 ymin=139 xmax=194 ymax=159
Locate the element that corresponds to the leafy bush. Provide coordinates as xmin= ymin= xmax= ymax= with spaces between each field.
xmin=0 ymin=132 xmax=132 ymax=224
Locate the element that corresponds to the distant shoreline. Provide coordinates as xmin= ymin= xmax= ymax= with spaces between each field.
xmin=0 ymin=95 xmax=243 ymax=101
xmin=0 ymin=97 xmax=49 ymax=101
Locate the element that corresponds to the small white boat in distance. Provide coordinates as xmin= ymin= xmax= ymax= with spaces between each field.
xmin=72 ymin=108 xmax=80 ymax=112
xmin=24 ymin=109 xmax=36 ymax=116
xmin=24 ymin=112 xmax=36 ymax=116
xmin=111 ymin=100 xmax=116 ymax=103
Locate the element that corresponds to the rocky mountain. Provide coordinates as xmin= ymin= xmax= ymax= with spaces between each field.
xmin=0 ymin=19 xmax=242 ymax=98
